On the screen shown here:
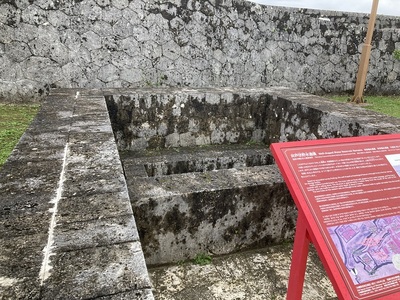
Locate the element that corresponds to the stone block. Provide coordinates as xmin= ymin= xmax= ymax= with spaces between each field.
xmin=0 ymin=277 xmax=41 ymax=300
xmin=40 ymin=242 xmax=151 ymax=300
xmin=0 ymin=234 xmax=46 ymax=279
xmin=57 ymin=191 xmax=133 ymax=223
xmin=53 ymin=215 xmax=139 ymax=251
xmin=0 ymin=160 xmax=63 ymax=201
xmin=62 ymin=169 xmax=127 ymax=198
xmin=96 ymin=288 xmax=154 ymax=300
xmin=127 ymin=165 xmax=296 ymax=265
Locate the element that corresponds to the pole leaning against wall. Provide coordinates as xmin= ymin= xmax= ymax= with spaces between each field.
xmin=351 ymin=0 xmax=379 ymax=104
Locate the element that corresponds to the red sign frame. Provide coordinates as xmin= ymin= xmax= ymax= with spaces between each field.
xmin=271 ymin=134 xmax=400 ymax=300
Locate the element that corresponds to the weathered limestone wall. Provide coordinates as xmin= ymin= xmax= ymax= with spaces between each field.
xmin=1 ymin=0 xmax=400 ymax=102
xmin=108 ymin=86 xmax=400 ymax=265
xmin=106 ymin=87 xmax=400 ymax=153
xmin=126 ymin=162 xmax=295 ymax=265
xmin=106 ymin=87 xmax=272 ymax=150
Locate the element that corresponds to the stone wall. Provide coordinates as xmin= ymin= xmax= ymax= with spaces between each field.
xmin=106 ymin=88 xmax=272 ymax=151
xmin=1 ymin=0 xmax=400 ymax=102
xmin=106 ymin=87 xmax=400 ymax=152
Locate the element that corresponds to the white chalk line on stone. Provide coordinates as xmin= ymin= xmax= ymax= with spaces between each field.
xmin=39 ymin=142 xmax=69 ymax=285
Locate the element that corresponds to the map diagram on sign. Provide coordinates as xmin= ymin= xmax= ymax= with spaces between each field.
xmin=329 ymin=216 xmax=400 ymax=285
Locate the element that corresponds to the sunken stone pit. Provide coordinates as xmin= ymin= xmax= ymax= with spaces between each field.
xmin=105 ymin=87 xmax=400 ymax=265
xmin=2 ymin=87 xmax=400 ymax=299
xmin=105 ymin=88 xmax=297 ymax=265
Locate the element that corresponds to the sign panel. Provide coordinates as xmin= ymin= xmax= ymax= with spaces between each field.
xmin=271 ymin=134 xmax=400 ymax=299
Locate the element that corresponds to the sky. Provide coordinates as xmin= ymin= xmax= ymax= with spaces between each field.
xmin=249 ymin=0 xmax=400 ymax=17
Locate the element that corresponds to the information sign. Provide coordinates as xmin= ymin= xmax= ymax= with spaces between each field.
xmin=271 ymin=134 xmax=400 ymax=300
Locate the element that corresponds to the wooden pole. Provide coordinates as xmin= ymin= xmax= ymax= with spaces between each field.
xmin=351 ymin=0 xmax=379 ymax=103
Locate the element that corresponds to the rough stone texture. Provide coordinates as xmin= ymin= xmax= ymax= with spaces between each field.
xmin=40 ymin=242 xmax=150 ymax=300
xmin=111 ymin=87 xmax=400 ymax=266
xmin=271 ymin=87 xmax=400 ymax=142
xmin=105 ymin=88 xmax=272 ymax=151
xmin=149 ymin=244 xmax=337 ymax=300
xmin=2 ymin=87 xmax=400 ymax=299
xmin=121 ymin=144 xmax=274 ymax=177
xmin=122 ymin=144 xmax=295 ymax=265
xmin=107 ymin=87 xmax=400 ymax=152
xmin=0 ymin=89 xmax=153 ymax=299
xmin=1 ymin=0 xmax=400 ymax=102
xmin=127 ymin=164 xmax=296 ymax=265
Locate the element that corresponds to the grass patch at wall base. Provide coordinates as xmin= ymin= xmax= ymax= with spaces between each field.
xmin=329 ymin=95 xmax=400 ymax=118
xmin=0 ymin=104 xmax=39 ymax=168
xmin=193 ymin=253 xmax=212 ymax=266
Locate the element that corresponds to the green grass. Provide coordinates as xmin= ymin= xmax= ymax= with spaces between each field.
xmin=0 ymin=104 xmax=39 ymax=168
xmin=193 ymin=253 xmax=212 ymax=266
xmin=393 ymin=49 xmax=400 ymax=60
xmin=329 ymin=95 xmax=400 ymax=118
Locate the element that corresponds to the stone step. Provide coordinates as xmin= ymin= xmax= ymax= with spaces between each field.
xmin=123 ymin=147 xmax=296 ymax=265
xmin=121 ymin=143 xmax=274 ymax=178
